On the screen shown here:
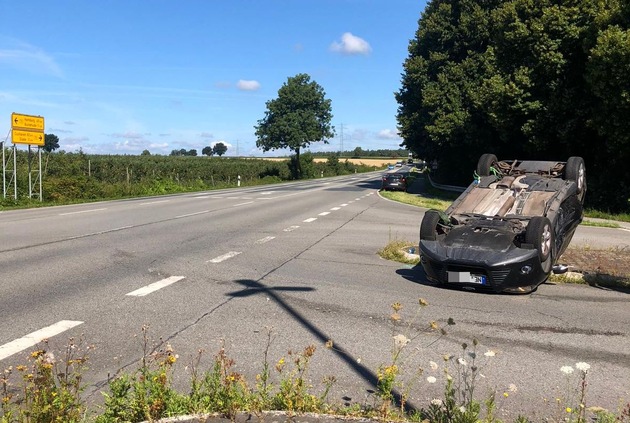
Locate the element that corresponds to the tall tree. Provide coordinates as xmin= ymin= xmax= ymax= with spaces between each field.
xmin=202 ymin=146 xmax=214 ymax=156
xmin=396 ymin=0 xmax=630 ymax=211
xmin=212 ymin=142 xmax=228 ymax=157
xmin=255 ymin=73 xmax=335 ymax=179
xmin=43 ymin=133 xmax=60 ymax=152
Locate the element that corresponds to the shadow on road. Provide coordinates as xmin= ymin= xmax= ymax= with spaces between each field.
xmin=227 ymin=278 xmax=419 ymax=412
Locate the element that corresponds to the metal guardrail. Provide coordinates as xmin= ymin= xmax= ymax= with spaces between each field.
xmin=427 ymin=174 xmax=466 ymax=193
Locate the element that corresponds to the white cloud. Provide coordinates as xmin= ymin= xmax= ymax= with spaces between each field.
xmin=200 ymin=132 xmax=214 ymax=139
xmin=330 ymin=32 xmax=372 ymax=55
xmin=109 ymin=131 xmax=145 ymax=139
xmin=377 ymin=129 xmax=401 ymax=140
xmin=0 ymin=39 xmax=63 ymax=77
xmin=237 ymin=80 xmax=261 ymax=91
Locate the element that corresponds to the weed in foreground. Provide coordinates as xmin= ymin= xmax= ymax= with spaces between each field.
xmin=1 ymin=337 xmax=91 ymax=423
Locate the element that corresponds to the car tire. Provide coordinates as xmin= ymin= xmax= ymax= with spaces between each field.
xmin=420 ymin=210 xmax=442 ymax=241
xmin=526 ymin=216 xmax=553 ymax=262
xmin=477 ymin=154 xmax=498 ymax=176
xmin=564 ymin=157 xmax=586 ymax=195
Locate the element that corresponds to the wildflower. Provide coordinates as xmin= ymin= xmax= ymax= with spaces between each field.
xmin=459 ymin=406 xmax=466 ymax=413
xmin=575 ymin=362 xmax=590 ymax=373
xmin=325 ymin=340 xmax=334 ymax=349
xmin=431 ymin=398 xmax=443 ymax=407
xmin=484 ymin=350 xmax=496 ymax=357
xmin=276 ymin=357 xmax=285 ymax=372
xmin=560 ymin=366 xmax=574 ymax=375
xmin=429 ymin=361 xmax=438 ymax=370
xmin=391 ymin=302 xmax=403 ymax=312
xmin=503 ymin=392 xmax=509 ymax=398
xmin=429 ymin=321 xmax=438 ymax=330
xmin=16 ymin=365 xmax=27 ymax=372
xmin=426 ymin=376 xmax=437 ymax=384
xmin=390 ymin=313 xmax=401 ymax=322
xmin=509 ymin=383 xmax=518 ymax=392
xmin=566 ymin=407 xmax=572 ymax=413
xmin=30 ymin=350 xmax=44 ymax=359
xmin=457 ymin=358 xmax=467 ymax=366
xmin=393 ymin=334 xmax=410 ymax=348
xmin=418 ymin=298 xmax=428 ymax=306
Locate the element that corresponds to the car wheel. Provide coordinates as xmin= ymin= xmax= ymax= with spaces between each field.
xmin=420 ymin=210 xmax=442 ymax=241
xmin=526 ymin=216 xmax=553 ymax=262
xmin=564 ymin=157 xmax=586 ymax=195
xmin=477 ymin=154 xmax=498 ymax=176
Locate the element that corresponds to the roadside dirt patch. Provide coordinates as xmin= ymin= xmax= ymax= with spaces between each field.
xmin=559 ymin=246 xmax=630 ymax=285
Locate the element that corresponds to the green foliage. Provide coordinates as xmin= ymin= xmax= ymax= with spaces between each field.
xmin=255 ymin=73 xmax=335 ymax=179
xmin=212 ymin=142 xmax=228 ymax=157
xmin=43 ymin=134 xmax=60 ymax=153
xmin=0 ymin=151 xmax=374 ymax=207
xmin=397 ymin=0 xmax=630 ymax=212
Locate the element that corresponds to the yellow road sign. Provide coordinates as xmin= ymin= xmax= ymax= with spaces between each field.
xmin=11 ymin=113 xmax=45 ymax=132
xmin=12 ymin=129 xmax=45 ymax=146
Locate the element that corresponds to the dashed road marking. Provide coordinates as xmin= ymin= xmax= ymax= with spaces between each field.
xmin=234 ymin=201 xmax=254 ymax=207
xmin=255 ymin=236 xmax=276 ymax=244
xmin=0 ymin=321 xmax=84 ymax=361
xmin=175 ymin=210 xmax=210 ymax=218
xmin=207 ymin=251 xmax=242 ymax=263
xmin=284 ymin=226 xmax=300 ymax=232
xmin=318 ymin=212 xmax=331 ymax=216
xmin=330 ymin=207 xmax=341 ymax=211
xmin=303 ymin=218 xmax=317 ymax=223
xmin=126 ymin=276 xmax=186 ymax=297
xmin=340 ymin=204 xmax=349 ymax=207
xmin=59 ymin=208 xmax=106 ymax=216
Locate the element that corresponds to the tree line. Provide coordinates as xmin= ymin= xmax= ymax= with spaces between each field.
xmin=396 ymin=0 xmax=630 ymax=212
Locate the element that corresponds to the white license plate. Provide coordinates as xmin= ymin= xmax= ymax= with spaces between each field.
xmin=447 ymin=271 xmax=486 ymax=284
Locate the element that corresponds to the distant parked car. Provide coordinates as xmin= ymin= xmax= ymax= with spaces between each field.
xmin=381 ymin=172 xmax=409 ymax=192
xmin=387 ymin=164 xmax=395 ymax=170
xmin=419 ymin=154 xmax=586 ymax=294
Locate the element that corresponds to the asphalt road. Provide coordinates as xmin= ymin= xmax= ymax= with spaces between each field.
xmin=0 ymin=172 xmax=628 ymax=419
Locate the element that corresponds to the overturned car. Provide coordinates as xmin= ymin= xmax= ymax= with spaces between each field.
xmin=419 ymin=154 xmax=586 ymax=293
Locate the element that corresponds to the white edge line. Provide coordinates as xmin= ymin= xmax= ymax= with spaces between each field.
xmin=207 ymin=251 xmax=242 ymax=263
xmin=0 ymin=321 xmax=84 ymax=361
xmin=140 ymin=200 xmax=170 ymax=205
xmin=126 ymin=276 xmax=186 ymax=297
xmin=175 ymin=210 xmax=210 ymax=218
xmin=233 ymin=201 xmax=254 ymax=207
xmin=59 ymin=208 xmax=107 ymax=216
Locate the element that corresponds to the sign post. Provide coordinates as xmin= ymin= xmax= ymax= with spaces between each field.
xmin=7 ymin=113 xmax=46 ymax=201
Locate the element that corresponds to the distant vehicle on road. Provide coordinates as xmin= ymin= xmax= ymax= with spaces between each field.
xmin=381 ymin=172 xmax=409 ymax=192
xmin=395 ymin=161 xmax=403 ymax=167
xmin=419 ymin=154 xmax=586 ymax=293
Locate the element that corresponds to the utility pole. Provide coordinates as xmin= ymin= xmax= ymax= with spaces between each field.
xmin=339 ymin=123 xmax=345 ymax=156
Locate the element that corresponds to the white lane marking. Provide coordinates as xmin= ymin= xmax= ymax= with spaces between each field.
xmin=59 ymin=208 xmax=107 ymax=216
xmin=194 ymin=196 xmax=210 ymax=199
xmin=126 ymin=276 xmax=186 ymax=297
xmin=340 ymin=204 xmax=349 ymax=207
xmin=355 ymin=198 xmax=361 ymax=201
xmin=260 ymin=192 xmax=274 ymax=195
xmin=140 ymin=200 xmax=170 ymax=205
xmin=621 ymin=228 xmax=630 ymax=233
xmin=227 ymin=197 xmax=239 ymax=199
xmin=255 ymin=236 xmax=276 ymax=244
xmin=175 ymin=210 xmax=210 ymax=218
xmin=284 ymin=226 xmax=300 ymax=232
xmin=303 ymin=217 xmax=317 ymax=223
xmin=233 ymin=201 xmax=254 ymax=207
xmin=207 ymin=251 xmax=242 ymax=263
xmin=0 ymin=321 xmax=84 ymax=361
xmin=318 ymin=212 xmax=331 ymax=216
xmin=330 ymin=207 xmax=341 ymax=211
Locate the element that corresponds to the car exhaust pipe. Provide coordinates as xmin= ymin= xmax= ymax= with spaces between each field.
xmin=552 ymin=264 xmax=569 ymax=274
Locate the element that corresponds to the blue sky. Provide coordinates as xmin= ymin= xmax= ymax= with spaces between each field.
xmin=0 ymin=1 xmax=426 ymax=156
